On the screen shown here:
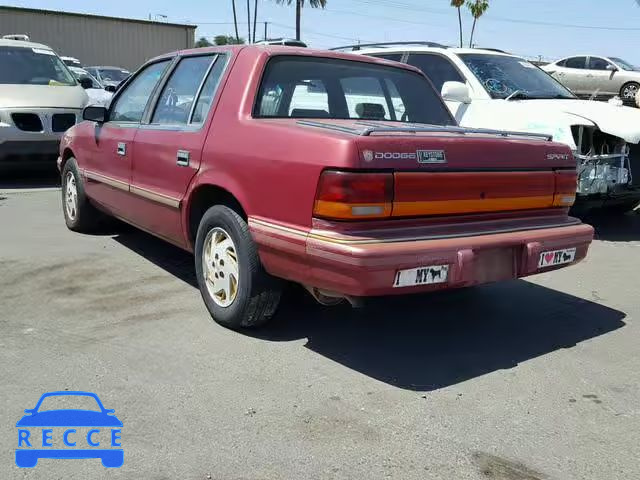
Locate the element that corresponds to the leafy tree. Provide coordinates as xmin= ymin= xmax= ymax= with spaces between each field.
xmin=467 ymin=0 xmax=489 ymax=47
xmin=451 ymin=0 xmax=465 ymax=48
xmin=274 ymin=0 xmax=327 ymax=41
xmin=214 ymin=35 xmax=246 ymax=45
xmin=195 ymin=37 xmax=213 ymax=48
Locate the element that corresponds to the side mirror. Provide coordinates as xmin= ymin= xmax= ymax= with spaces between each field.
xmin=441 ymin=81 xmax=471 ymax=104
xmin=606 ymin=64 xmax=618 ymax=71
xmin=24 ymin=409 xmax=35 ymax=415
xmin=104 ymin=85 xmax=116 ymax=93
xmin=83 ymin=106 xmax=108 ymax=123
xmin=79 ymin=77 xmax=93 ymax=89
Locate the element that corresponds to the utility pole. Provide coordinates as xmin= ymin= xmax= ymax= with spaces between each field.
xmin=246 ymin=0 xmax=251 ymax=43
xmin=264 ymin=21 xmax=268 ymax=41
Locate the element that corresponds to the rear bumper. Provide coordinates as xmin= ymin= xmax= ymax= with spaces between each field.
xmin=250 ymin=217 xmax=594 ymax=297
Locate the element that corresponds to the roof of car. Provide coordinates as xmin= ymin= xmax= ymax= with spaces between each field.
xmin=354 ymin=45 xmax=515 ymax=57
xmin=147 ymin=45 xmax=428 ymax=74
xmin=87 ymin=66 xmax=129 ymax=70
xmin=0 ymin=38 xmax=53 ymax=50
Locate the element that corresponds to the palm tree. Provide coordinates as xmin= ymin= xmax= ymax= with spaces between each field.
xmin=274 ymin=0 xmax=327 ymax=41
xmin=231 ymin=0 xmax=240 ymax=43
xmin=467 ymin=0 xmax=489 ymax=47
xmin=451 ymin=0 xmax=465 ymax=48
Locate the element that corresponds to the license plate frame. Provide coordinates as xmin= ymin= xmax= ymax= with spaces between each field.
xmin=538 ymin=248 xmax=576 ymax=269
xmin=393 ymin=264 xmax=449 ymax=288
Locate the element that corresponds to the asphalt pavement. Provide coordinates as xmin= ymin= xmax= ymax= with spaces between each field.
xmin=1 ymin=177 xmax=639 ymax=479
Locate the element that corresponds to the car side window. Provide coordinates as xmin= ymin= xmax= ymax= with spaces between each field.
xmin=191 ymin=55 xmax=228 ymax=124
xmin=588 ymin=57 xmax=612 ymax=70
xmin=370 ymin=53 xmax=404 ymax=63
xmin=406 ymin=54 xmax=464 ymax=92
xmin=564 ymin=57 xmax=587 ymax=69
xmin=151 ymin=55 xmax=215 ymax=126
xmin=555 ymin=59 xmax=567 ymax=67
xmin=109 ymin=60 xmax=171 ymax=123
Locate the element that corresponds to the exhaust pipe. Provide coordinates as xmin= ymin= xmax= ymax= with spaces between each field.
xmin=303 ymin=285 xmax=363 ymax=308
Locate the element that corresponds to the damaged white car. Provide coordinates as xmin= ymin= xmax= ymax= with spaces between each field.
xmin=346 ymin=43 xmax=640 ymax=213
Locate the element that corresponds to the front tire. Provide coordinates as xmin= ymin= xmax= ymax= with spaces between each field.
xmin=195 ymin=205 xmax=282 ymax=329
xmin=61 ymin=158 xmax=107 ymax=232
xmin=620 ymin=82 xmax=640 ymax=101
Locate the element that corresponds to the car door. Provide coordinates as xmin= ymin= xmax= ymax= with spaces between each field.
xmin=405 ymin=53 xmax=466 ymax=117
xmin=83 ymin=59 xmax=172 ymax=217
xmin=551 ymin=56 xmax=588 ymax=94
xmin=585 ymin=56 xmax=620 ymax=96
xmin=128 ymin=53 xmax=228 ymax=247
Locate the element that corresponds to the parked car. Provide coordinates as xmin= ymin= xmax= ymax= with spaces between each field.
xmin=255 ymin=38 xmax=307 ymax=47
xmin=84 ymin=66 xmax=130 ymax=89
xmin=68 ymin=66 xmax=114 ymax=106
xmin=0 ymin=38 xmax=88 ymax=168
xmin=343 ymin=42 xmax=640 ymax=213
xmin=58 ymin=45 xmax=593 ymax=329
xmin=542 ymin=55 xmax=639 ymax=102
xmin=61 ymin=55 xmax=82 ymax=68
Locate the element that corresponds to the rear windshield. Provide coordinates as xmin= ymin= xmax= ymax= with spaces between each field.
xmin=0 ymin=46 xmax=76 ymax=86
xmin=254 ymin=56 xmax=454 ymax=125
xmin=98 ymin=68 xmax=130 ymax=82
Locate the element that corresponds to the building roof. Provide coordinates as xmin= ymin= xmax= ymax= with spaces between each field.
xmin=0 ymin=5 xmax=197 ymax=29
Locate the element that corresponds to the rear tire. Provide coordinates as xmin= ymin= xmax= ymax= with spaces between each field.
xmin=195 ymin=205 xmax=282 ymax=329
xmin=61 ymin=158 xmax=108 ymax=232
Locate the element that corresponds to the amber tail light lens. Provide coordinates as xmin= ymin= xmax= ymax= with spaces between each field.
xmin=313 ymin=171 xmax=393 ymax=220
xmin=553 ymin=170 xmax=577 ymax=207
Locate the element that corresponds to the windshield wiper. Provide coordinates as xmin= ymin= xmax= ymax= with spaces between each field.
xmin=504 ymin=90 xmax=531 ymax=101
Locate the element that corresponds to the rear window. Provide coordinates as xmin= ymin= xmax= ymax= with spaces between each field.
xmin=254 ymin=56 xmax=454 ymax=125
xmin=0 ymin=46 xmax=76 ymax=86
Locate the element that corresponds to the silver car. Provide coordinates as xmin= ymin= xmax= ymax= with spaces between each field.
xmin=542 ymin=55 xmax=640 ymax=101
xmin=0 ymin=38 xmax=88 ymax=168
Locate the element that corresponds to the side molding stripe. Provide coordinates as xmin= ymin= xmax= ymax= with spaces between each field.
xmin=84 ymin=170 xmax=180 ymax=209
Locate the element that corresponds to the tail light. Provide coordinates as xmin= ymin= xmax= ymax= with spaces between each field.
xmin=313 ymin=171 xmax=393 ymax=220
xmin=313 ymin=169 xmax=577 ymax=221
xmin=553 ymin=170 xmax=577 ymax=207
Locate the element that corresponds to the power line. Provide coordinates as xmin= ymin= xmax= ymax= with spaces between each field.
xmin=339 ymin=0 xmax=640 ymax=31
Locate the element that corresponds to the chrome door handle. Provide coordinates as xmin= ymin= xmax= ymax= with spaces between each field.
xmin=177 ymin=150 xmax=190 ymax=167
xmin=117 ymin=143 xmax=126 ymax=156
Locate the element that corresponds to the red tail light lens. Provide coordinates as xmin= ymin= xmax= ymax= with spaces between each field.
xmin=553 ymin=170 xmax=577 ymax=207
xmin=313 ymin=171 xmax=393 ymax=220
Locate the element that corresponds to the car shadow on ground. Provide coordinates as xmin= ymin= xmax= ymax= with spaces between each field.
xmin=0 ymin=167 xmax=60 ymax=190
xmin=586 ymin=210 xmax=640 ymax=242
xmin=113 ymin=229 xmax=626 ymax=392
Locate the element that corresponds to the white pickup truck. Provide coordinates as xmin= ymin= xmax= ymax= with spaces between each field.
xmin=342 ymin=43 xmax=640 ymax=213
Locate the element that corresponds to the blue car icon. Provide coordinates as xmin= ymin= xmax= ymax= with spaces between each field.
xmin=16 ymin=391 xmax=123 ymax=468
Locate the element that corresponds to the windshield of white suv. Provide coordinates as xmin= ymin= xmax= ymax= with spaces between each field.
xmin=255 ymin=56 xmax=455 ymax=125
xmin=610 ymin=57 xmax=637 ymax=71
xmin=459 ymin=53 xmax=575 ymax=100
xmin=0 ymin=46 xmax=76 ymax=86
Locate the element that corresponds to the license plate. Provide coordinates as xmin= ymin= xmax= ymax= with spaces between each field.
xmin=393 ymin=265 xmax=449 ymax=288
xmin=538 ymin=248 xmax=576 ymax=268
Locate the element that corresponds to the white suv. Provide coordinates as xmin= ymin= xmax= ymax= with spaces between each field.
xmin=0 ymin=38 xmax=88 ymax=168
xmin=342 ymin=42 xmax=640 ymax=212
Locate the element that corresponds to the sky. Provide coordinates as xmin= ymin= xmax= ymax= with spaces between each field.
xmin=4 ymin=0 xmax=640 ymax=64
